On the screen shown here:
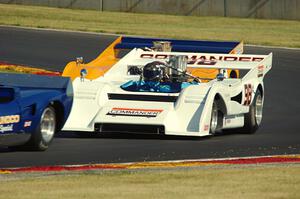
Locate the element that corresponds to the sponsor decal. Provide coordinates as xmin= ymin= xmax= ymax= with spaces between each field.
xmin=204 ymin=124 xmax=210 ymax=131
xmin=243 ymin=84 xmax=253 ymax=106
xmin=258 ymin=65 xmax=264 ymax=77
xmin=225 ymin=119 xmax=231 ymax=125
xmin=24 ymin=121 xmax=32 ymax=128
xmin=107 ymin=108 xmax=163 ymax=117
xmin=0 ymin=124 xmax=13 ymax=133
xmin=0 ymin=115 xmax=20 ymax=125
xmin=140 ymin=53 xmax=264 ymax=66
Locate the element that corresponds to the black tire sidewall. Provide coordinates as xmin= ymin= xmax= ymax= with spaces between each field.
xmin=244 ymin=89 xmax=262 ymax=133
xmin=209 ymin=101 xmax=218 ymax=135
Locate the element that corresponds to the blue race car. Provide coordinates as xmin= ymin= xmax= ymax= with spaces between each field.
xmin=0 ymin=73 xmax=73 ymax=151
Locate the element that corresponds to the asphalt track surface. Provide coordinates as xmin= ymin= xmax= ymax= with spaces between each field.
xmin=0 ymin=26 xmax=300 ymax=168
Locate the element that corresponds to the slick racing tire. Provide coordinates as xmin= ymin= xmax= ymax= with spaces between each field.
xmin=209 ymin=101 xmax=219 ymax=135
xmin=28 ymin=106 xmax=56 ymax=151
xmin=242 ymin=89 xmax=263 ymax=134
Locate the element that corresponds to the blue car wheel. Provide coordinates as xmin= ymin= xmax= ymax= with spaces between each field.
xmin=28 ymin=106 xmax=56 ymax=151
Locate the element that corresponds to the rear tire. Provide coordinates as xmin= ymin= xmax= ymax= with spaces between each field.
xmin=242 ymin=89 xmax=263 ymax=134
xmin=27 ymin=106 xmax=56 ymax=151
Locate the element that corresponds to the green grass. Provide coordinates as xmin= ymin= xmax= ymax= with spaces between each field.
xmin=0 ymin=64 xmax=53 ymax=73
xmin=0 ymin=4 xmax=299 ymax=47
xmin=1 ymin=165 xmax=300 ymax=199
xmin=0 ymin=69 xmax=20 ymax=73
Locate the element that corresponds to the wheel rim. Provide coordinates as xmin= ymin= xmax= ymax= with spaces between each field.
xmin=210 ymin=103 xmax=218 ymax=134
xmin=255 ymin=94 xmax=263 ymax=125
xmin=40 ymin=107 xmax=56 ymax=143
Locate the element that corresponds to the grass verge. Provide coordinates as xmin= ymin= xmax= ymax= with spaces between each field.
xmin=1 ymin=164 xmax=300 ymax=199
xmin=0 ymin=65 xmax=33 ymax=73
xmin=0 ymin=64 xmax=59 ymax=74
xmin=0 ymin=4 xmax=299 ymax=48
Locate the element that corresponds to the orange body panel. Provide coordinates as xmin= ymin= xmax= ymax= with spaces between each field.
xmin=62 ymin=37 xmax=122 ymax=81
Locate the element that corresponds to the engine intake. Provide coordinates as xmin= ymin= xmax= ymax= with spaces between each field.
xmin=153 ymin=41 xmax=172 ymax=52
xmin=168 ymin=55 xmax=188 ymax=76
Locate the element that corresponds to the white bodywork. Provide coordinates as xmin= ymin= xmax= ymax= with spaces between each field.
xmin=63 ymin=49 xmax=272 ymax=136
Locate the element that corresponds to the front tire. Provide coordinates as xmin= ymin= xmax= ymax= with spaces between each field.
xmin=210 ymin=101 xmax=218 ymax=135
xmin=242 ymin=89 xmax=263 ymax=134
xmin=28 ymin=106 xmax=56 ymax=151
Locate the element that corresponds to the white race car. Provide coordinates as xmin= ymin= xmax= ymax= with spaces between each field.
xmin=62 ymin=37 xmax=272 ymax=136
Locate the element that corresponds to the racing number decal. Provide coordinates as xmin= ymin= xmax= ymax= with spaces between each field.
xmin=243 ymin=84 xmax=252 ymax=106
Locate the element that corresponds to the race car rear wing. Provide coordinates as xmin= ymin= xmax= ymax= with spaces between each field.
xmin=129 ymin=50 xmax=272 ymax=80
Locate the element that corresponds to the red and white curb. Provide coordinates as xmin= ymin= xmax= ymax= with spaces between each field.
xmin=1 ymin=154 xmax=300 ymax=174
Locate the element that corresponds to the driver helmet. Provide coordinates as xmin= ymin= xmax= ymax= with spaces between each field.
xmin=143 ymin=61 xmax=165 ymax=82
